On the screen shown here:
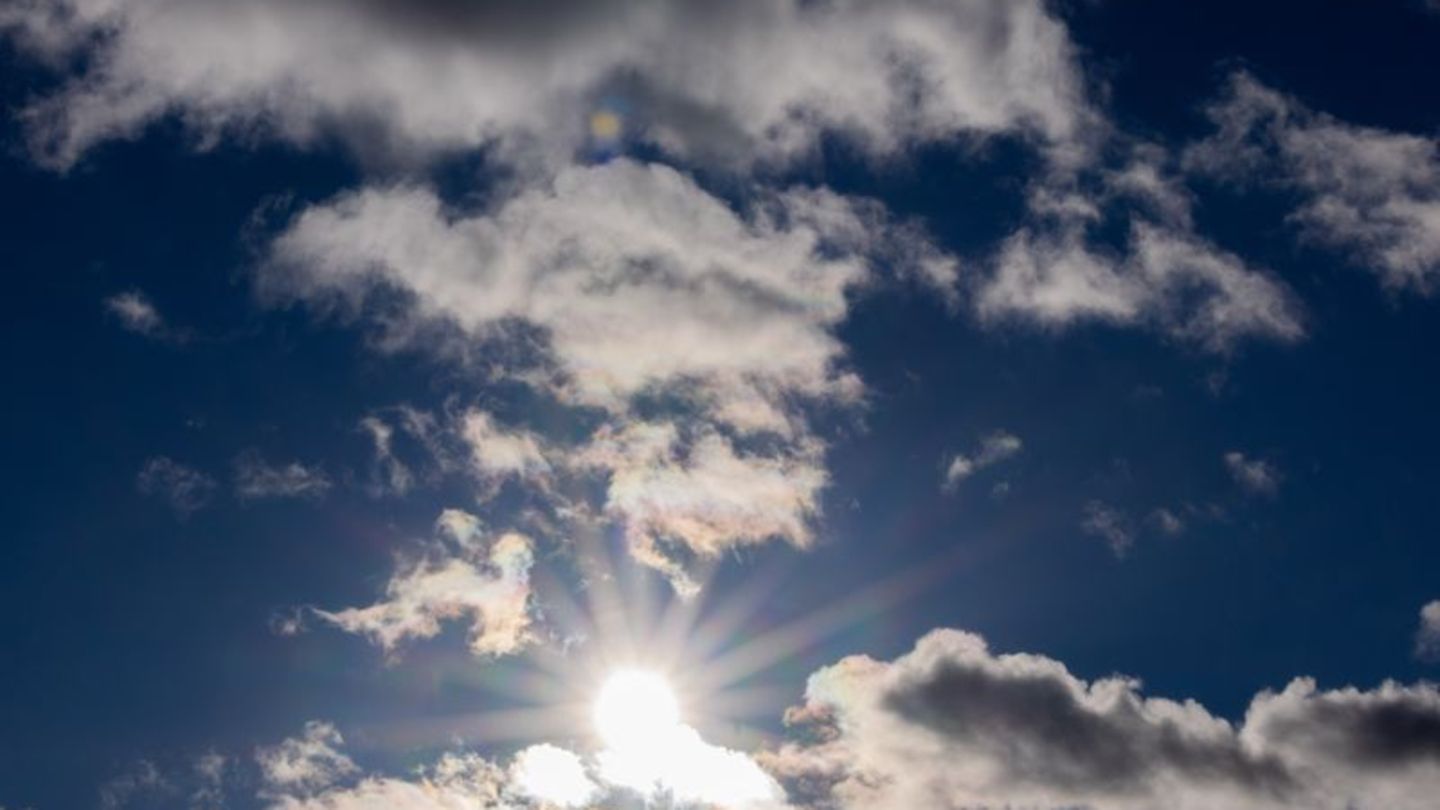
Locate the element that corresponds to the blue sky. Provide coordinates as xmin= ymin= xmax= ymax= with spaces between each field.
xmin=3 ymin=2 xmax=1440 ymax=809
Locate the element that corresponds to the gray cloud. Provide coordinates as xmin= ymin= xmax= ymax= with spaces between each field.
xmin=765 ymin=629 xmax=1440 ymax=810
xmin=2 ymin=0 xmax=1089 ymax=172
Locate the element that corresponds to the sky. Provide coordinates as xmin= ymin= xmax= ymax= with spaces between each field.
xmin=2 ymin=1 xmax=1440 ymax=808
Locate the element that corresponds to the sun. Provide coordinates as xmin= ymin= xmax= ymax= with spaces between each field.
xmin=593 ymin=669 xmax=680 ymax=751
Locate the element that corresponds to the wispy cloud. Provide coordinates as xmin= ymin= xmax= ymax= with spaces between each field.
xmin=1225 ymin=450 xmax=1281 ymax=497
xmin=233 ymin=451 xmax=331 ymax=501
xmin=136 ymin=456 xmax=216 ymax=516
xmin=942 ymin=430 xmax=1023 ymax=490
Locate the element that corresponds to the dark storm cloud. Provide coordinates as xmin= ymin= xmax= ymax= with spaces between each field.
xmin=884 ymin=653 xmax=1295 ymax=798
xmin=765 ymin=630 xmax=1440 ymax=810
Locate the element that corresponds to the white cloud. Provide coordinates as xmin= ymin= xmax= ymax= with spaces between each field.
xmin=459 ymin=410 xmax=552 ymax=490
xmin=313 ymin=511 xmax=535 ymax=658
xmin=256 ymin=721 xmax=358 ymax=799
xmin=1225 ymin=450 xmax=1281 ymax=497
xmin=104 ymin=290 xmax=166 ymax=337
xmin=263 ymin=159 xmax=945 ymax=589
xmin=1188 ymin=72 xmax=1440 ymax=293
xmin=136 ymin=456 xmax=216 ymax=516
xmin=1081 ymin=499 xmax=1134 ymax=558
xmin=3 ymin=0 xmax=1088 ymax=171
xmin=942 ymin=430 xmax=1022 ymax=490
xmin=233 ymin=451 xmax=332 ymax=500
xmin=573 ymin=420 xmax=827 ymax=595
xmin=1417 ymin=600 xmax=1440 ymax=663
xmin=258 ymin=721 xmax=782 ymax=810
xmin=509 ymin=745 xmax=598 ymax=808
xmin=764 ymin=628 xmax=1440 ymax=810
xmin=978 ymin=220 xmax=1304 ymax=351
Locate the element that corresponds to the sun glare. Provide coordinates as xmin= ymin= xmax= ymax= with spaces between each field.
xmin=594 ymin=669 xmax=680 ymax=751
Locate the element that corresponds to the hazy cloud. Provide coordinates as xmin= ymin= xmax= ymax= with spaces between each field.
xmin=1417 ymin=600 xmax=1440 ymax=663
xmin=1082 ymin=499 xmax=1135 ymax=558
xmin=104 ymin=291 xmax=166 ymax=337
xmin=233 ymin=451 xmax=332 ymax=500
xmin=1225 ymin=451 xmax=1281 ymax=496
xmin=136 ymin=456 xmax=216 ymax=516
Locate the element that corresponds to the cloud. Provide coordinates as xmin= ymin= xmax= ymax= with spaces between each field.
xmin=312 ymin=510 xmax=535 ymax=658
xmin=1081 ymin=499 xmax=1134 ymax=558
xmin=104 ymin=290 xmax=167 ymax=337
xmin=99 ymin=760 xmax=167 ymax=810
xmin=1225 ymin=450 xmax=1281 ymax=497
xmin=262 ymin=159 xmax=951 ymax=589
xmin=459 ymin=409 xmax=552 ymax=490
xmin=256 ymin=721 xmax=358 ymax=799
xmin=1417 ymin=601 xmax=1440 ymax=663
xmin=3 ymin=0 xmax=1088 ymax=171
xmin=1149 ymin=507 xmax=1185 ymax=536
xmin=942 ymin=430 xmax=1022 ymax=490
xmin=233 ymin=451 xmax=332 ymax=500
xmin=509 ymin=744 xmax=599 ymax=808
xmin=136 ymin=456 xmax=217 ymax=516
xmin=764 ymin=628 xmax=1440 ymax=810
xmin=984 ymin=222 xmax=1304 ymax=351
xmin=1188 ymin=72 xmax=1440 ymax=293
xmin=357 ymin=407 xmax=449 ymax=497
xmin=258 ymin=721 xmax=782 ymax=810
xmin=573 ymin=420 xmax=827 ymax=596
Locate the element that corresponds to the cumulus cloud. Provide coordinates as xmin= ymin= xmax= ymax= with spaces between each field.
xmin=256 ymin=721 xmax=358 ymax=799
xmin=574 ymin=420 xmax=827 ymax=596
xmin=976 ymin=147 xmax=1305 ymax=351
xmin=2 ymin=0 xmax=1088 ymax=171
xmin=136 ymin=456 xmax=216 ymax=516
xmin=233 ymin=451 xmax=332 ymax=500
xmin=764 ymin=628 xmax=1440 ymax=810
xmin=942 ymin=430 xmax=1022 ymax=490
xmin=1188 ymin=72 xmax=1440 ymax=293
xmin=312 ymin=509 xmax=535 ymax=658
xmin=263 ymin=159 xmax=945 ymax=589
xmin=1225 ymin=450 xmax=1281 ymax=497
xmin=1417 ymin=600 xmax=1440 ymax=663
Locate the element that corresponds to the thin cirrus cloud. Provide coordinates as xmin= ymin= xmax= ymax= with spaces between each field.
xmin=232 ymin=451 xmax=332 ymax=501
xmin=136 ymin=456 xmax=217 ymax=517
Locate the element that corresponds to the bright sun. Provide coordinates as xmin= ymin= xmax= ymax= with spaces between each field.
xmin=594 ymin=670 xmax=680 ymax=751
